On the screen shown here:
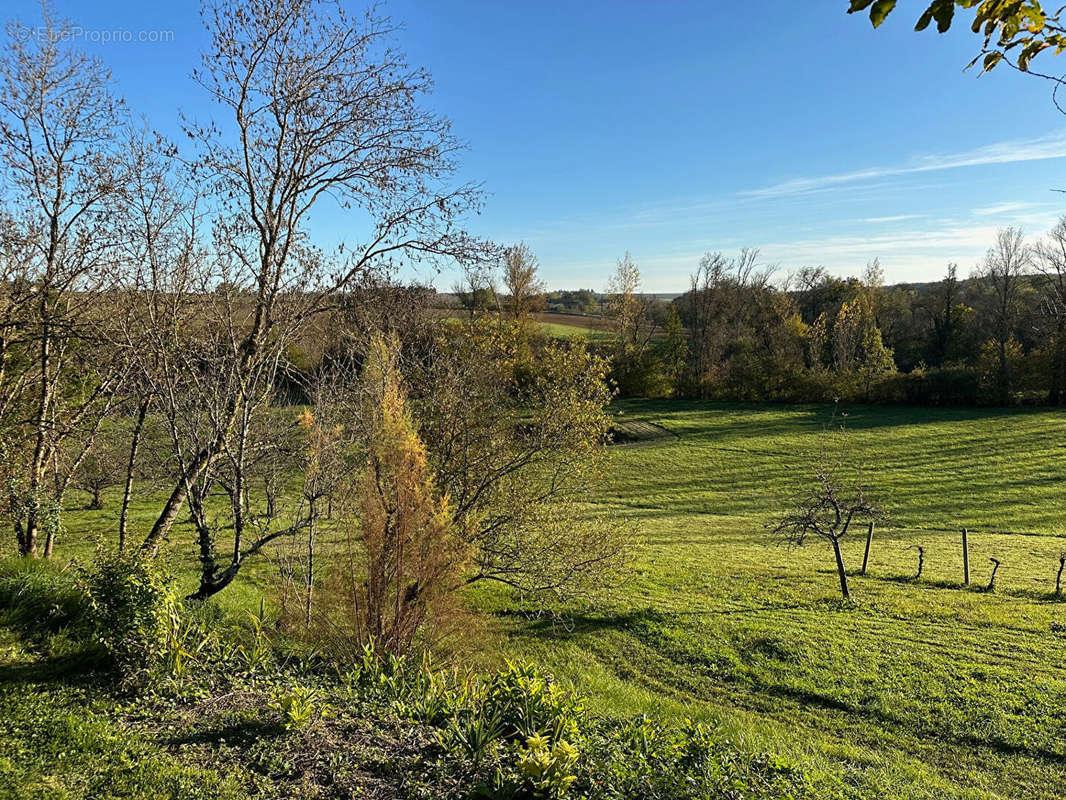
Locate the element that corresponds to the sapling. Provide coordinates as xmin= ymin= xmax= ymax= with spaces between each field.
xmin=770 ymin=416 xmax=882 ymax=601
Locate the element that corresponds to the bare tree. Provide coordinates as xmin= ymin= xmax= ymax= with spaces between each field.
xmin=112 ymin=126 xmax=203 ymax=551
xmin=979 ymin=227 xmax=1030 ymax=405
xmin=770 ymin=422 xmax=881 ymax=601
xmin=685 ymin=249 xmax=796 ymax=399
xmin=606 ymin=252 xmax=653 ymax=355
xmin=453 ymin=258 xmax=500 ymax=319
xmin=137 ymin=0 xmax=486 ymax=601
xmin=0 ymin=9 xmax=127 ymax=556
xmin=70 ymin=438 xmax=124 ymax=511
xmin=1033 ymin=217 xmax=1066 ymax=404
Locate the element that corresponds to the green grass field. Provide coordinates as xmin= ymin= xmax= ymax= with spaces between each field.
xmin=493 ymin=401 xmax=1066 ymax=800
xmin=439 ymin=311 xmax=611 ymax=341
xmin=10 ymin=401 xmax=1066 ymax=798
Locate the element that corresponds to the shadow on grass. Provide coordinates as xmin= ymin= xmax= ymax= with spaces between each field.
xmin=0 ymin=648 xmax=107 ymax=687
xmin=613 ymin=398 xmax=1039 ymax=435
xmin=758 ymin=681 xmax=1066 ymax=766
xmin=862 ymin=571 xmax=1066 ymax=603
xmin=496 ymin=602 xmax=827 ymax=641
xmin=165 ymin=716 xmax=284 ymax=748
xmin=494 ymin=607 xmax=672 ymax=640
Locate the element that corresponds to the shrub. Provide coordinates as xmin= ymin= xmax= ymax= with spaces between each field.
xmin=480 ymin=663 xmax=582 ymax=744
xmin=422 ymin=660 xmax=808 ymax=799
xmin=870 ymin=365 xmax=982 ymax=406
xmin=80 ymin=549 xmax=175 ymax=683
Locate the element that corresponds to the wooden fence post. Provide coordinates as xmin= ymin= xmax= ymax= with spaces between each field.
xmin=861 ymin=521 xmax=874 ymax=576
xmin=962 ymin=527 xmax=970 ymax=587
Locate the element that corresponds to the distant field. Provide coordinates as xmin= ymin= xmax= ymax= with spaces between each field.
xmin=436 ymin=310 xmax=611 ymax=340
xmin=31 ymin=401 xmax=1066 ymax=798
xmin=490 ymin=401 xmax=1066 ymax=800
xmin=532 ymin=311 xmax=610 ymax=335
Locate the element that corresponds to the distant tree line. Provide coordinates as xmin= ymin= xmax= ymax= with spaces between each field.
xmin=597 ymin=226 xmax=1066 ymax=406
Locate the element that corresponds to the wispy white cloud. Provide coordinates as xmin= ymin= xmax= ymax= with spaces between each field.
xmin=863 ymin=214 xmax=924 ymax=223
xmin=971 ymin=201 xmax=1047 ymax=216
xmin=754 ymin=210 xmax=1063 ymax=283
xmin=743 ymin=133 xmax=1066 ymax=199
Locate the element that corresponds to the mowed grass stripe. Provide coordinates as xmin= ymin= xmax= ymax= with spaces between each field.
xmin=494 ymin=401 xmax=1066 ymax=799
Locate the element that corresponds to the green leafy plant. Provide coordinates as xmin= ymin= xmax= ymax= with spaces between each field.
xmin=162 ymin=603 xmax=214 ymax=680
xmin=440 ymin=710 xmax=505 ymax=767
xmin=516 ymin=732 xmax=579 ymax=798
xmin=481 ymin=662 xmax=583 ymax=743
xmin=270 ymin=684 xmax=322 ymax=731
xmin=80 ymin=549 xmax=174 ymax=684
xmin=236 ymin=599 xmax=272 ymax=671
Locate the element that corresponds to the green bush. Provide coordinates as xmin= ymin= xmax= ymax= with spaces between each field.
xmin=80 ymin=549 xmax=175 ymax=683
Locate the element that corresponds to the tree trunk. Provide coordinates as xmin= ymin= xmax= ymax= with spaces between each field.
xmin=23 ymin=305 xmax=54 ymax=558
xmin=42 ymin=503 xmax=56 ymax=558
xmin=831 ymin=537 xmax=850 ymax=601
xmin=1050 ymin=330 xmax=1066 ymax=406
xmin=305 ymin=502 xmax=315 ymax=629
xmin=998 ymin=338 xmax=1010 ymax=406
xmin=13 ymin=518 xmax=26 ymax=557
xmin=142 ymin=444 xmax=215 ymax=554
xmin=119 ymin=397 xmax=150 ymax=551
xmin=187 ymin=564 xmax=239 ymax=601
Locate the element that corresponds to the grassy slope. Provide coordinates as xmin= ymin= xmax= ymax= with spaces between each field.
xmin=494 ymin=401 xmax=1066 ymax=800
xmin=15 ymin=401 xmax=1066 ymax=798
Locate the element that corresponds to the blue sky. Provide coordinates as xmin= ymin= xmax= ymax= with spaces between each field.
xmin=9 ymin=0 xmax=1066 ymax=290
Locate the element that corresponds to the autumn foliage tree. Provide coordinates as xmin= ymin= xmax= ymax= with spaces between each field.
xmin=503 ymin=242 xmax=546 ymax=324
xmin=414 ymin=318 xmax=631 ymax=606
xmin=341 ymin=336 xmax=467 ymax=654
